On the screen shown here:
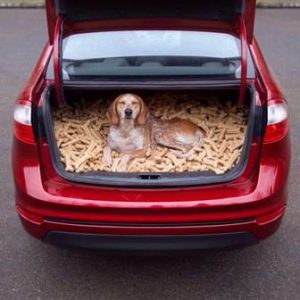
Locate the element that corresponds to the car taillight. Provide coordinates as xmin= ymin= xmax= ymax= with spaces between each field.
xmin=13 ymin=101 xmax=35 ymax=144
xmin=264 ymin=99 xmax=288 ymax=144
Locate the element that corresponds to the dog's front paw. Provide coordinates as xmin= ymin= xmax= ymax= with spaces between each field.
xmin=102 ymin=145 xmax=112 ymax=166
xmin=116 ymin=156 xmax=130 ymax=172
xmin=116 ymin=161 xmax=127 ymax=172
xmin=102 ymin=153 xmax=112 ymax=166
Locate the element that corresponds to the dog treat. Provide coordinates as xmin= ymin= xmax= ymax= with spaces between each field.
xmin=53 ymin=93 xmax=248 ymax=174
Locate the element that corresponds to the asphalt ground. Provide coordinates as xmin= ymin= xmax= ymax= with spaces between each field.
xmin=0 ymin=8 xmax=299 ymax=300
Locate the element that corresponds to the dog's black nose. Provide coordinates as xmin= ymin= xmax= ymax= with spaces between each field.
xmin=125 ymin=108 xmax=133 ymax=117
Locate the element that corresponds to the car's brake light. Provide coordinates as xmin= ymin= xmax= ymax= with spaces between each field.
xmin=13 ymin=101 xmax=35 ymax=144
xmin=264 ymin=99 xmax=288 ymax=144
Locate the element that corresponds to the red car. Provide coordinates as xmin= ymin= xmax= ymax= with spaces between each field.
xmin=12 ymin=0 xmax=290 ymax=251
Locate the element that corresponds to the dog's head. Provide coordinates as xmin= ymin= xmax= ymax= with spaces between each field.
xmin=107 ymin=94 xmax=149 ymax=126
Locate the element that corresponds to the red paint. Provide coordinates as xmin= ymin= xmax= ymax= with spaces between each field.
xmin=53 ymin=15 xmax=64 ymax=107
xmin=12 ymin=1 xmax=291 ymax=247
xmin=238 ymin=15 xmax=248 ymax=105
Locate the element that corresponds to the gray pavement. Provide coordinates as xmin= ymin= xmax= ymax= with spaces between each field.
xmin=0 ymin=8 xmax=299 ymax=300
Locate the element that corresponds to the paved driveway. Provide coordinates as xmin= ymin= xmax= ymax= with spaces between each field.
xmin=0 ymin=8 xmax=299 ymax=300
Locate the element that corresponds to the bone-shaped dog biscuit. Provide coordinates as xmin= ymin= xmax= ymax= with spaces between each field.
xmin=53 ymin=95 xmax=248 ymax=174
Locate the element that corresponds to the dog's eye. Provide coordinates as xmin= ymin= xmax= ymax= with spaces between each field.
xmin=132 ymin=102 xmax=138 ymax=106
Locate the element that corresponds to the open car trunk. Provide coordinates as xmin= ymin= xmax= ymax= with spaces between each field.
xmin=39 ymin=0 xmax=260 ymax=187
xmin=40 ymin=85 xmax=259 ymax=187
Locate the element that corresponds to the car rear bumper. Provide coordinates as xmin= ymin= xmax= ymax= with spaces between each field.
xmin=17 ymin=204 xmax=284 ymax=250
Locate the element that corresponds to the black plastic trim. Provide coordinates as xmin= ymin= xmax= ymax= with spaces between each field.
xmin=254 ymin=103 xmax=267 ymax=137
xmin=44 ymin=231 xmax=258 ymax=251
xmin=62 ymin=79 xmax=249 ymax=90
xmin=40 ymin=84 xmax=257 ymax=187
xmin=32 ymin=90 xmax=49 ymax=139
xmin=56 ymin=0 xmax=245 ymax=23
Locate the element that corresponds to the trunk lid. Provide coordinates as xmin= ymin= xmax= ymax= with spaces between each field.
xmin=46 ymin=0 xmax=256 ymax=107
xmin=46 ymin=0 xmax=256 ymax=43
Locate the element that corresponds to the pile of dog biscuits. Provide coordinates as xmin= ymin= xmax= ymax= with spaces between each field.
xmin=53 ymin=93 xmax=248 ymax=174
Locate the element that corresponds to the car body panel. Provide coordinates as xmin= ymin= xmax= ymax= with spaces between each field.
xmin=13 ymin=132 xmax=289 ymax=240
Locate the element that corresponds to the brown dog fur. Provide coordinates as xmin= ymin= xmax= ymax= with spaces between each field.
xmin=103 ymin=93 xmax=203 ymax=171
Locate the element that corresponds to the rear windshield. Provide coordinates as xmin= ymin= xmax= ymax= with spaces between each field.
xmin=47 ymin=30 xmax=255 ymax=80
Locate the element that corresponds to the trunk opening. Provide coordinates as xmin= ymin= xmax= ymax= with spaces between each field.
xmin=39 ymin=84 xmax=259 ymax=187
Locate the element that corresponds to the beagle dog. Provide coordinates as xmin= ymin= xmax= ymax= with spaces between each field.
xmin=102 ymin=94 xmax=151 ymax=171
xmin=103 ymin=93 xmax=203 ymax=171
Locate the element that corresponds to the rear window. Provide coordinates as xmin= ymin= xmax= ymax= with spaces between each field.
xmin=47 ymin=30 xmax=255 ymax=80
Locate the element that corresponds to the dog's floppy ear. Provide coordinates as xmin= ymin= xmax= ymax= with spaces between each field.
xmin=136 ymin=96 xmax=149 ymax=125
xmin=106 ymin=97 xmax=119 ymax=126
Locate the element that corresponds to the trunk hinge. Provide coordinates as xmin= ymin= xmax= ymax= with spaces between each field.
xmin=238 ymin=14 xmax=248 ymax=106
xmin=53 ymin=15 xmax=65 ymax=107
